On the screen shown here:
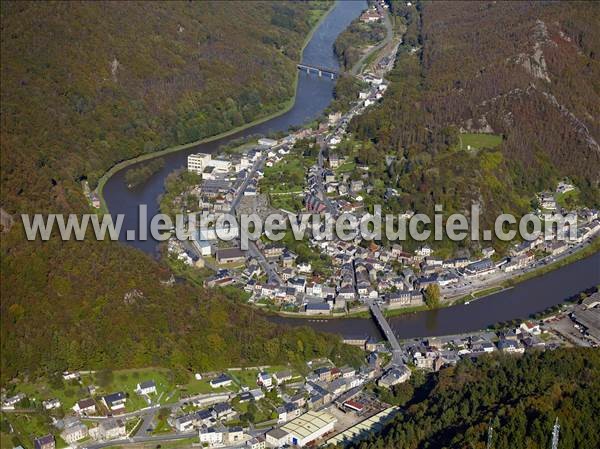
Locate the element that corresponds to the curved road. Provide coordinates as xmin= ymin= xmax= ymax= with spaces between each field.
xmin=350 ymin=7 xmax=394 ymax=75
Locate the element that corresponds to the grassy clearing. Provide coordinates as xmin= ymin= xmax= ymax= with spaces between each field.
xmin=2 ymin=413 xmax=68 ymax=449
xmin=270 ymin=193 xmax=304 ymax=212
xmin=555 ymin=188 xmax=580 ymax=209
xmin=80 ymin=367 xmax=173 ymax=412
xmin=261 ymin=153 xmax=313 ymax=194
xmin=453 ymin=286 xmax=505 ymax=305
xmin=458 ymin=133 xmax=502 ymax=150
xmin=335 ymin=159 xmax=356 ymax=174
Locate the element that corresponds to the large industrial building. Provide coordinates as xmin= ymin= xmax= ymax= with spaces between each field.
xmin=280 ymin=410 xmax=337 ymax=447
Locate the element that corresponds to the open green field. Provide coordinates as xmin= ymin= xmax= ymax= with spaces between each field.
xmin=270 ymin=193 xmax=304 ymax=212
xmin=79 ymin=367 xmax=174 ymax=412
xmin=10 ymin=366 xmax=239 ymax=417
xmin=261 ymin=153 xmax=313 ymax=194
xmin=1 ymin=413 xmax=68 ymax=449
xmin=458 ymin=133 xmax=502 ymax=150
xmin=555 ymin=188 xmax=580 ymax=209
xmin=335 ymin=159 xmax=356 ymax=174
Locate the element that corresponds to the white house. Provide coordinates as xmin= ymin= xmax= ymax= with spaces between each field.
xmin=61 ymin=423 xmax=88 ymax=444
xmin=415 ymin=245 xmax=433 ymax=258
xmin=62 ymin=371 xmax=80 ymax=381
xmin=210 ymin=374 xmax=233 ymax=389
xmin=257 ymin=372 xmax=273 ymax=388
xmin=102 ymin=392 xmax=126 ymax=411
xmin=297 ymin=262 xmax=312 ymax=274
xmin=199 ymin=427 xmax=223 ymax=447
xmin=519 ymin=322 xmax=541 ymax=336
xmin=136 ymin=380 xmax=157 ymax=395
xmin=73 ymin=398 xmax=96 ymax=415
xmin=42 ymin=399 xmax=61 ymax=410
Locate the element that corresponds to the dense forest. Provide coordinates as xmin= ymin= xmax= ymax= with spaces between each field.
xmin=348 ymin=1 xmax=600 ymax=254
xmin=1 ymin=1 xmax=331 ymax=212
xmin=0 ymin=1 xmax=363 ymax=385
xmin=328 ymin=348 xmax=600 ymax=449
xmin=0 ymin=225 xmax=364 ymax=384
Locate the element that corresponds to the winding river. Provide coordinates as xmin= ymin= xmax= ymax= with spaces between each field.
xmin=103 ymin=0 xmax=367 ymax=255
xmin=103 ymin=1 xmax=600 ymax=340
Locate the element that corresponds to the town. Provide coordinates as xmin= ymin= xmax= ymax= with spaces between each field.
xmin=2 ymin=289 xmax=598 ymax=449
xmin=165 ymin=70 xmax=600 ymax=320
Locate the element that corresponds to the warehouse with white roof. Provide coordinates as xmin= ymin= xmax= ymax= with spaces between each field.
xmin=280 ymin=409 xmax=337 ymax=447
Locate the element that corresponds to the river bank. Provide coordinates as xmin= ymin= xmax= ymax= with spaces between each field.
xmin=95 ymin=2 xmax=337 ymax=215
xmin=260 ymin=237 xmax=599 ymax=322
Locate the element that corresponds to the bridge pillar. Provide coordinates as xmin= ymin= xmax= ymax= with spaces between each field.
xmin=306 ymin=67 xmax=310 ymax=74
xmin=330 ymin=73 xmax=334 ymax=80
xmin=318 ymin=70 xmax=322 ymax=77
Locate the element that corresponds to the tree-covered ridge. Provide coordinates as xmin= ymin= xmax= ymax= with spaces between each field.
xmin=1 ymin=0 xmax=330 ymax=213
xmin=0 ymin=226 xmax=364 ymax=385
xmin=349 ymin=0 xmax=600 ymax=241
xmin=0 ymin=1 xmax=365 ymax=385
xmin=331 ymin=348 xmax=600 ymax=449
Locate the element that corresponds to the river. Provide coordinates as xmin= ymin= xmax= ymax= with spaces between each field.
xmin=103 ymin=0 xmax=367 ymax=255
xmin=271 ymin=251 xmax=600 ymax=340
xmin=103 ymin=0 xmax=600 ymax=340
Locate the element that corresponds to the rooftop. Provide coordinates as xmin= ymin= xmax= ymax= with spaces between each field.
xmin=281 ymin=410 xmax=336 ymax=439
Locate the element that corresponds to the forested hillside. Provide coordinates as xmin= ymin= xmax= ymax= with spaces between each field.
xmin=1 ymin=1 xmax=330 ymax=211
xmin=329 ymin=348 xmax=600 ymax=449
xmin=0 ymin=1 xmax=360 ymax=385
xmin=350 ymin=1 xmax=600 ymax=253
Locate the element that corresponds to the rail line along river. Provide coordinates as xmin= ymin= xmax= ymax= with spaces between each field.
xmin=103 ymin=0 xmax=600 ymax=340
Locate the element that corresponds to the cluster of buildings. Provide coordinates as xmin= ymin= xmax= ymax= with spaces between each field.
xmin=7 ymin=286 xmax=598 ymax=449
xmin=359 ymin=0 xmax=388 ymax=23
xmin=167 ymin=362 xmax=382 ymax=448
xmin=246 ymin=240 xmax=427 ymax=314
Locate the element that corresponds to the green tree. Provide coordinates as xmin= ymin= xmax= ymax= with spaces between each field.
xmin=424 ymin=284 xmax=441 ymax=309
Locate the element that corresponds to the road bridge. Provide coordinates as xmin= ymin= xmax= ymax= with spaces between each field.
xmin=297 ymin=63 xmax=338 ymax=79
xmin=368 ymin=300 xmax=403 ymax=364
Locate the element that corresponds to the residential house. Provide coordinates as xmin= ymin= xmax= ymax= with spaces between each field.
xmin=61 ymin=423 xmax=88 ymax=444
xmin=102 ymin=392 xmax=126 ymax=411
xmin=172 ymin=414 xmax=195 ymax=432
xmin=73 ymin=398 xmax=96 ymax=415
xmin=90 ymin=419 xmax=126 ymax=440
xmin=519 ymin=322 xmax=542 ymax=336
xmin=378 ymin=365 xmax=411 ymax=388
xmin=314 ymin=367 xmax=332 ymax=382
xmin=273 ymin=371 xmax=293 ymax=385
xmin=257 ymin=372 xmax=273 ymax=388
xmin=247 ymin=436 xmax=266 ymax=449
xmin=497 ymin=339 xmax=524 ymax=354
xmin=2 ymin=393 xmax=25 ymax=409
xmin=42 ymin=399 xmax=61 ymax=410
xmin=33 ymin=435 xmax=55 ymax=449
xmin=136 ymin=380 xmax=157 ymax=395
xmin=249 ymin=389 xmax=265 ymax=401
xmin=210 ymin=373 xmax=233 ymax=389
xmin=226 ymin=427 xmax=244 ymax=444
xmin=199 ymin=427 xmax=223 ymax=447
xmin=265 ymin=428 xmax=290 ymax=448
xmin=212 ymin=402 xmax=235 ymax=420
